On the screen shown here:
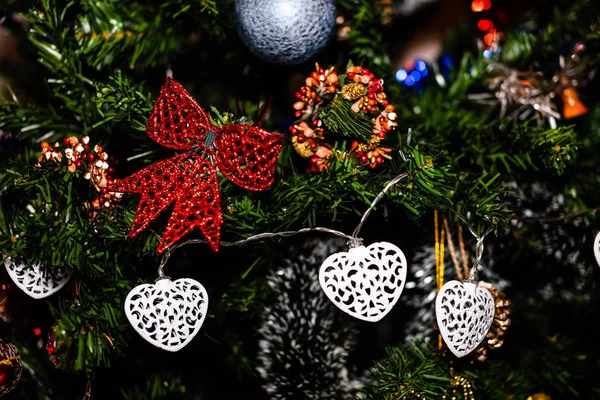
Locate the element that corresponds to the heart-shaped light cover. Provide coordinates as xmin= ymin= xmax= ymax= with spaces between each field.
xmin=594 ymin=231 xmax=600 ymax=267
xmin=124 ymin=278 xmax=208 ymax=352
xmin=435 ymin=280 xmax=495 ymax=358
xmin=4 ymin=256 xmax=72 ymax=299
xmin=319 ymin=241 xmax=408 ymax=322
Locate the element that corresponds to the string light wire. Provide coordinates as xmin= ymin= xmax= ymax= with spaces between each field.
xmin=157 ymin=172 xmax=493 ymax=280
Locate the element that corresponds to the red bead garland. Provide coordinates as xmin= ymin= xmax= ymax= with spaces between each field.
xmin=108 ymin=78 xmax=284 ymax=254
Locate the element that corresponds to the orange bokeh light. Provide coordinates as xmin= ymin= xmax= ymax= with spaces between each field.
xmin=471 ymin=0 xmax=484 ymax=12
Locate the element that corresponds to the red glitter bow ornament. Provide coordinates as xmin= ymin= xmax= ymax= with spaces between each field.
xmin=109 ymin=78 xmax=283 ymax=254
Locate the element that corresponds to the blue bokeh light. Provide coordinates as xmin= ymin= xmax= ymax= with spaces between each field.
xmin=409 ymin=71 xmax=421 ymax=82
xmin=395 ymin=69 xmax=408 ymax=82
xmin=443 ymin=55 xmax=453 ymax=68
xmin=415 ymin=60 xmax=427 ymax=71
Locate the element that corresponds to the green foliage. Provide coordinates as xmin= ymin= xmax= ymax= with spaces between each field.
xmin=501 ymin=0 xmax=600 ymax=66
xmin=364 ymin=344 xmax=450 ymax=399
xmin=319 ymin=96 xmax=373 ymax=141
xmin=48 ymin=288 xmax=129 ymax=373
xmin=77 ymin=0 xmax=222 ymax=69
xmin=94 ymin=71 xmax=154 ymax=131
xmin=336 ymin=0 xmax=390 ymax=72
xmin=119 ymin=370 xmax=188 ymax=400
xmin=0 ymin=88 xmax=72 ymax=142
xmin=364 ymin=342 xmax=550 ymax=400
xmin=25 ymin=0 xmax=96 ymax=133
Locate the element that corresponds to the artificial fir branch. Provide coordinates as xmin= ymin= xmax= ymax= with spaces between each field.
xmin=364 ymin=343 xmax=450 ymax=399
xmin=118 ymin=369 xmax=188 ymax=400
xmin=25 ymin=0 xmax=96 ymax=132
xmin=77 ymin=0 xmax=223 ymax=70
xmin=364 ymin=342 xmax=553 ymax=399
xmin=48 ymin=289 xmax=130 ymax=372
xmin=319 ymin=96 xmax=373 ymax=142
xmin=0 ymin=98 xmax=72 ymax=142
xmin=501 ymin=0 xmax=600 ymax=67
xmin=93 ymin=71 xmax=154 ymax=132
xmin=336 ymin=0 xmax=390 ymax=73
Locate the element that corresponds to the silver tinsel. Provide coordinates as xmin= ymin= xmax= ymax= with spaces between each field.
xmin=468 ymin=43 xmax=592 ymax=127
xmin=468 ymin=63 xmax=561 ymax=128
xmin=508 ymin=181 xmax=598 ymax=300
xmin=256 ymin=235 xmax=366 ymax=399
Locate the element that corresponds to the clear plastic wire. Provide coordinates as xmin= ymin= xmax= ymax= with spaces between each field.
xmin=156 ymin=172 xmax=493 ymax=282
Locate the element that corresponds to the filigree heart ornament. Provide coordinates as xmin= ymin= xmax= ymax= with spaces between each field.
xmin=319 ymin=241 xmax=408 ymax=322
xmin=435 ymin=280 xmax=495 ymax=358
xmin=124 ymin=277 xmax=208 ymax=352
xmin=594 ymin=231 xmax=600 ymax=267
xmin=4 ymin=256 xmax=72 ymax=299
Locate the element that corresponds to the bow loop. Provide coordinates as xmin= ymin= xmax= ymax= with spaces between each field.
xmin=146 ymin=78 xmax=211 ymax=150
xmin=109 ymin=78 xmax=283 ymax=254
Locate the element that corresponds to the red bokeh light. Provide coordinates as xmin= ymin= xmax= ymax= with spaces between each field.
xmin=478 ymin=19 xmax=494 ymax=31
xmin=471 ymin=0 xmax=484 ymax=12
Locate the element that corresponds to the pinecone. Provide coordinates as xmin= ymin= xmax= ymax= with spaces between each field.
xmin=0 ymin=338 xmax=22 ymax=396
xmin=340 ymin=83 xmax=366 ymax=101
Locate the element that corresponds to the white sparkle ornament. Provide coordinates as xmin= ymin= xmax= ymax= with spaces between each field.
xmin=435 ymin=280 xmax=495 ymax=358
xmin=124 ymin=277 xmax=208 ymax=352
xmin=594 ymin=231 xmax=600 ymax=267
xmin=319 ymin=241 xmax=408 ymax=322
xmin=4 ymin=256 xmax=72 ymax=299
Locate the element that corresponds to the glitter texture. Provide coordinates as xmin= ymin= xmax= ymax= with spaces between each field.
xmin=110 ymin=78 xmax=284 ymax=254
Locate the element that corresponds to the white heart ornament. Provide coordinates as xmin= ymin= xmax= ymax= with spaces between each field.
xmin=4 ymin=256 xmax=72 ymax=299
xmin=435 ymin=280 xmax=495 ymax=358
xmin=319 ymin=242 xmax=408 ymax=322
xmin=124 ymin=278 xmax=208 ymax=352
xmin=594 ymin=231 xmax=600 ymax=267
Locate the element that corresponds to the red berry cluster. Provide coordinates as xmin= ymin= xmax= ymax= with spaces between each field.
xmin=36 ymin=136 xmax=122 ymax=217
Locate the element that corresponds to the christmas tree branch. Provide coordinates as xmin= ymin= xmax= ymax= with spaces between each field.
xmin=93 ymin=71 xmax=154 ymax=132
xmin=77 ymin=0 xmax=222 ymax=70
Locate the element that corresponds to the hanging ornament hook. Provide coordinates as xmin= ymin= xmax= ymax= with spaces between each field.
xmin=157 ymin=245 xmax=172 ymax=281
xmin=467 ymin=228 xmax=492 ymax=282
xmin=445 ymin=209 xmax=493 ymax=283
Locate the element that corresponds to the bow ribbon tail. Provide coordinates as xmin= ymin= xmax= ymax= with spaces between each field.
xmin=109 ymin=153 xmax=189 ymax=237
xmin=157 ymin=153 xmax=223 ymax=254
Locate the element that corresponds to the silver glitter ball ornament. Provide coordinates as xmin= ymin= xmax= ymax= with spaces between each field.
xmin=234 ymin=0 xmax=337 ymax=65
